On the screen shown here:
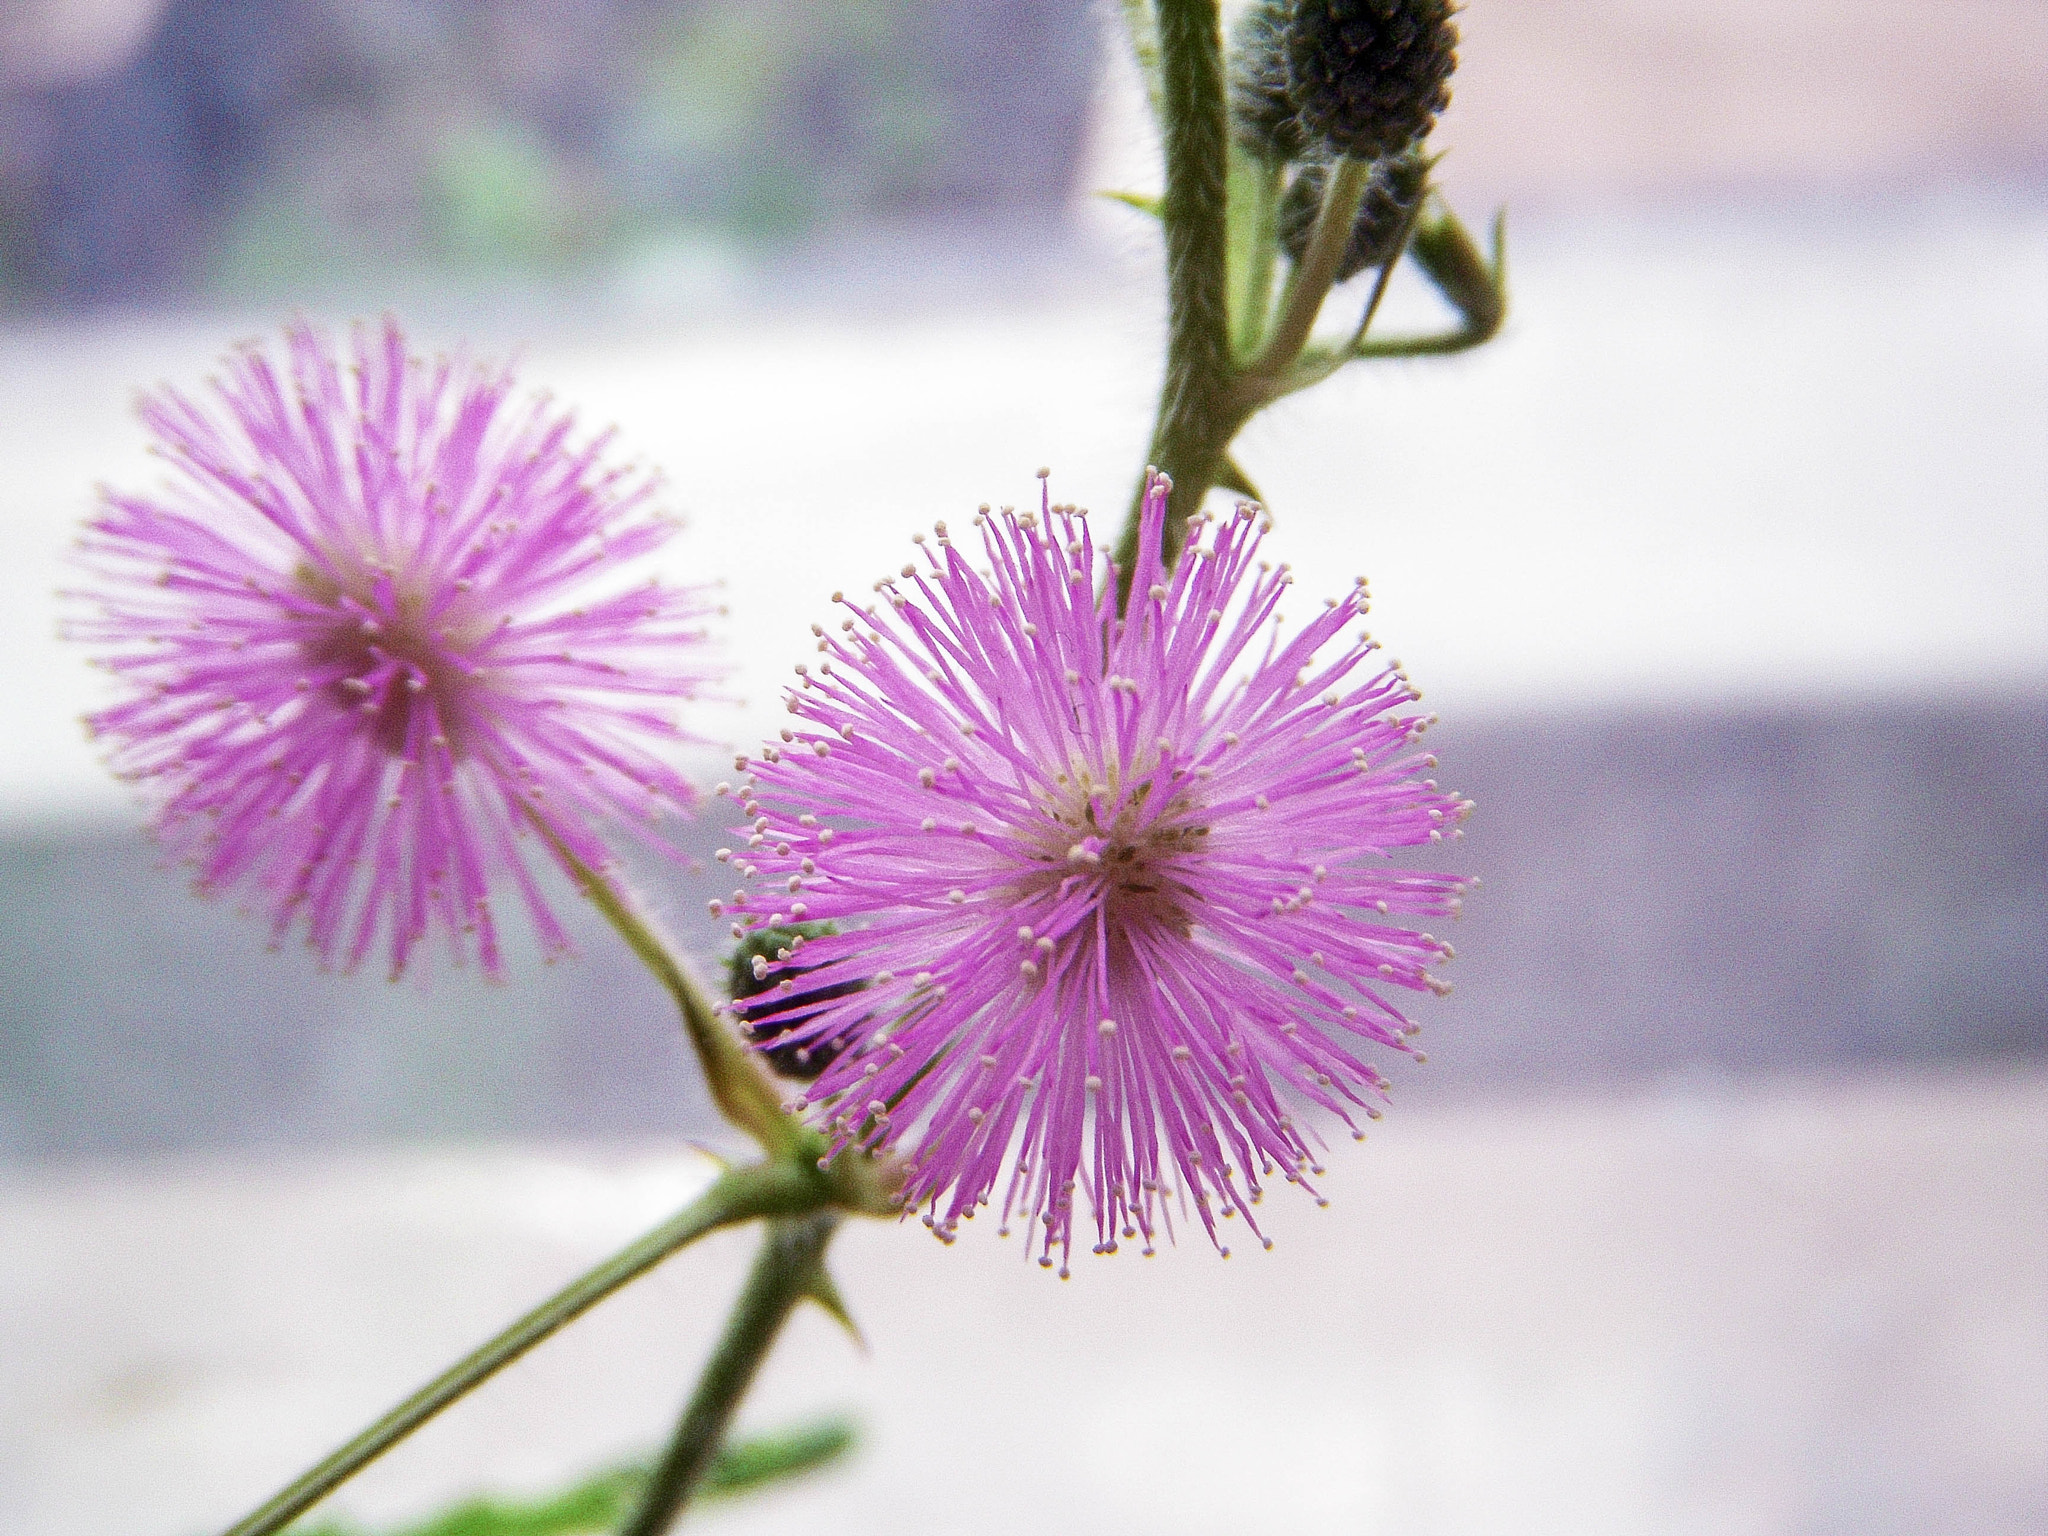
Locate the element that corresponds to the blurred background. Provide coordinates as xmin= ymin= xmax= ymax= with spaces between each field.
xmin=2 ymin=1 xmax=2044 ymax=1533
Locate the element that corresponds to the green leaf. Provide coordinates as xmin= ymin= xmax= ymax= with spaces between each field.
xmin=700 ymin=1418 xmax=858 ymax=1499
xmin=284 ymin=1465 xmax=640 ymax=1536
xmin=287 ymin=1418 xmax=858 ymax=1536
xmin=1407 ymin=202 xmax=1507 ymax=340
xmin=1097 ymin=189 xmax=1164 ymax=220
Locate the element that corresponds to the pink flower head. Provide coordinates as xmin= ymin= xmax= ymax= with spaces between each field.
xmin=74 ymin=318 xmax=719 ymax=978
xmin=733 ymin=474 xmax=1471 ymax=1273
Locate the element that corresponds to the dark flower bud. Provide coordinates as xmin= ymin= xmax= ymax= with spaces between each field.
xmin=1286 ymin=0 xmax=1458 ymax=163
xmin=728 ymin=921 xmax=864 ymax=1080
xmin=1277 ymin=148 xmax=1430 ymax=282
xmin=1228 ymin=0 xmax=1308 ymax=163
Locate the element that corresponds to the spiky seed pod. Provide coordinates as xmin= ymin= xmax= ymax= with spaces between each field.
xmin=728 ymin=922 xmax=864 ymax=1080
xmin=1228 ymin=0 xmax=1308 ymax=162
xmin=1286 ymin=0 xmax=1458 ymax=163
xmin=1277 ymin=148 xmax=1431 ymax=282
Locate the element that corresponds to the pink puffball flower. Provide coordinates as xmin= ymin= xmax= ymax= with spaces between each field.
xmin=733 ymin=473 xmax=1472 ymax=1273
xmin=73 ymin=318 xmax=719 ymax=979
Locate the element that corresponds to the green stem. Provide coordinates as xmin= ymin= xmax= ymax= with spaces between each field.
xmin=531 ymin=815 xmax=800 ymax=1159
xmin=1273 ymin=200 xmax=1508 ymax=391
xmin=1118 ymin=0 xmax=1232 ymax=593
xmin=1269 ymin=325 xmax=1480 ymax=397
xmin=1228 ymin=149 xmax=1283 ymax=360
xmin=215 ymin=1162 xmax=832 ymax=1536
xmin=1350 ymin=327 xmax=1499 ymax=359
xmin=615 ymin=1214 xmax=840 ymax=1536
xmin=1240 ymin=155 xmax=1370 ymax=392
xmin=1343 ymin=195 xmax=1428 ymax=353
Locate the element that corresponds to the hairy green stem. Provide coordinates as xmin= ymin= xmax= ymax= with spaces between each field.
xmin=1119 ymin=0 xmax=1232 ymax=593
xmin=616 ymin=1214 xmax=841 ymax=1536
xmin=215 ymin=1163 xmax=834 ymax=1536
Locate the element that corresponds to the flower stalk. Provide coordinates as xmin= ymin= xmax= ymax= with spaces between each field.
xmin=1117 ymin=4 xmax=1375 ymax=591
xmin=1115 ymin=0 xmax=1507 ymax=598
xmin=207 ymin=817 xmax=893 ymax=1536
xmin=1126 ymin=0 xmax=1235 ymax=583
xmin=615 ymin=1214 xmax=842 ymax=1536
xmin=1241 ymin=155 xmax=1371 ymax=388
xmin=213 ymin=1162 xmax=841 ymax=1536
xmin=139 ymin=7 xmax=1514 ymax=1528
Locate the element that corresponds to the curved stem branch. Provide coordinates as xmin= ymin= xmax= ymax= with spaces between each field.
xmin=1242 ymin=155 xmax=1370 ymax=388
xmin=1343 ymin=197 xmax=1428 ymax=353
xmin=1350 ymin=326 xmax=1499 ymax=359
xmin=532 ymin=814 xmax=800 ymax=1158
xmin=215 ymin=1162 xmax=832 ymax=1536
xmin=615 ymin=1214 xmax=841 ymax=1536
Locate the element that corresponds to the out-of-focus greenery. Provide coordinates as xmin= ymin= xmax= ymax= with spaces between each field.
xmin=623 ymin=0 xmax=945 ymax=237
xmin=285 ymin=1417 xmax=856 ymax=1536
xmin=428 ymin=123 xmax=620 ymax=269
xmin=212 ymin=0 xmax=955 ymax=292
xmin=5 ymin=0 xmax=1096 ymax=303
